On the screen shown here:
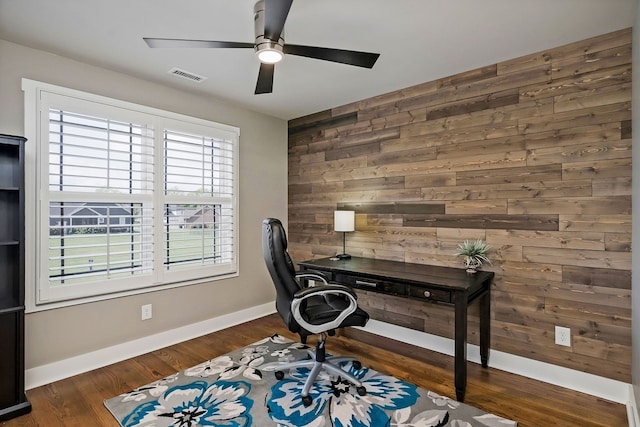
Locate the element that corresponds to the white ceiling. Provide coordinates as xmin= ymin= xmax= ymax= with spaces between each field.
xmin=0 ymin=0 xmax=635 ymax=120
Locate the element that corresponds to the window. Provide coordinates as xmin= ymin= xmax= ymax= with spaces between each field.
xmin=23 ymin=80 xmax=239 ymax=306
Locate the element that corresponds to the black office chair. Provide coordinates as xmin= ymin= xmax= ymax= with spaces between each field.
xmin=262 ymin=218 xmax=370 ymax=406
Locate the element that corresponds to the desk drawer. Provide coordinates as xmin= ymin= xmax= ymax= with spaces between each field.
xmin=334 ymin=273 xmax=407 ymax=297
xmin=408 ymin=286 xmax=451 ymax=303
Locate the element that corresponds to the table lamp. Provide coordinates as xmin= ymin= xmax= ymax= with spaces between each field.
xmin=334 ymin=210 xmax=355 ymax=259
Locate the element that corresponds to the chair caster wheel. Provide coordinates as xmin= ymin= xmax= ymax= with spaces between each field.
xmin=356 ymin=386 xmax=366 ymax=396
xmin=275 ymin=371 xmax=284 ymax=380
xmin=302 ymin=395 xmax=313 ymax=407
xmin=352 ymin=360 xmax=362 ymax=370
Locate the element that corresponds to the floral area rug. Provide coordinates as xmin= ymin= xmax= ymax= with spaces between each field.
xmin=104 ymin=334 xmax=517 ymax=427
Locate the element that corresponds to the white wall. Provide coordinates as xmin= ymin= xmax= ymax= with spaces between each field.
xmin=0 ymin=39 xmax=287 ymax=370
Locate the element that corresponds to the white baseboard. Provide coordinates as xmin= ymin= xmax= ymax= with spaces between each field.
xmin=25 ymin=302 xmax=276 ymax=390
xmin=356 ymin=319 xmax=631 ymax=405
xmin=629 ymin=385 xmax=640 ymax=427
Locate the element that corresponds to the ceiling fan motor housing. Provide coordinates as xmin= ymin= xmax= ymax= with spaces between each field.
xmin=254 ymin=0 xmax=284 ymax=63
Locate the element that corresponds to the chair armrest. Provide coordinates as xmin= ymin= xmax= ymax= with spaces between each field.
xmin=295 ymin=271 xmax=329 ymax=286
xmin=291 ymin=284 xmax=358 ymax=334
xmin=294 ymin=283 xmax=356 ymax=299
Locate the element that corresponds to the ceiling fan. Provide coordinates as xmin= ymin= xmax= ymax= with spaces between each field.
xmin=143 ymin=0 xmax=380 ymax=94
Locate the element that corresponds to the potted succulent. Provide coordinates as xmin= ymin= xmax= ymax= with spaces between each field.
xmin=454 ymin=239 xmax=491 ymax=273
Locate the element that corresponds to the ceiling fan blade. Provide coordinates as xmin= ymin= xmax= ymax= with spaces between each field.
xmin=144 ymin=38 xmax=254 ymax=49
xmin=255 ymin=63 xmax=275 ymax=94
xmin=263 ymin=0 xmax=293 ymax=41
xmin=284 ymin=44 xmax=380 ymax=68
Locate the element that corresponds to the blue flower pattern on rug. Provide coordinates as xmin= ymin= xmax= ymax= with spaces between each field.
xmin=106 ymin=335 xmax=517 ymax=427
xmin=122 ymin=380 xmax=253 ymax=427
xmin=267 ymin=361 xmax=419 ymax=427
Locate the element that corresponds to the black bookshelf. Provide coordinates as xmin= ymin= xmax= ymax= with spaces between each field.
xmin=0 ymin=135 xmax=31 ymax=420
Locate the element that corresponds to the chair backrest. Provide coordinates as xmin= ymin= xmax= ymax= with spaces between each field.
xmin=262 ymin=218 xmax=303 ymax=332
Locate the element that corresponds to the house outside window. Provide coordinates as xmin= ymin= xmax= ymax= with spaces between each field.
xmin=23 ymin=79 xmax=239 ymax=307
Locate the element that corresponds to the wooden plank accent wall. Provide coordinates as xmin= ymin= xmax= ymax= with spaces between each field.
xmin=287 ymin=28 xmax=631 ymax=383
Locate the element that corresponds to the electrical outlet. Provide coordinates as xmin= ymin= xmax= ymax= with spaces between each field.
xmin=555 ymin=326 xmax=571 ymax=347
xmin=141 ymin=304 xmax=153 ymax=320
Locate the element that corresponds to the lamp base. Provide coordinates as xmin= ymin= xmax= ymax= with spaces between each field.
xmin=335 ymin=253 xmax=351 ymax=260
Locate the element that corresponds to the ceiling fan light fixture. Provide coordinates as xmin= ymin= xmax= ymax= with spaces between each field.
xmin=255 ymin=36 xmax=284 ymax=64
xmin=257 ymin=48 xmax=284 ymax=64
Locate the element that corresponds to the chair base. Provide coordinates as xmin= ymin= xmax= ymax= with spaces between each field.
xmin=273 ymin=335 xmax=367 ymax=406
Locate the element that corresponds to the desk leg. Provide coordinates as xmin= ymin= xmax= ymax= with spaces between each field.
xmin=454 ymin=295 xmax=467 ymax=402
xmin=479 ymin=290 xmax=490 ymax=368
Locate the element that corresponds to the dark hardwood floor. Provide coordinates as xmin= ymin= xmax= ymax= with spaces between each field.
xmin=0 ymin=314 xmax=628 ymax=427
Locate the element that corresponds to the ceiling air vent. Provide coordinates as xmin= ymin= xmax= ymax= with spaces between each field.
xmin=168 ymin=67 xmax=207 ymax=83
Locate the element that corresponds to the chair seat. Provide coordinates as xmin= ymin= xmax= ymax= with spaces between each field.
xmin=303 ymin=295 xmax=369 ymax=330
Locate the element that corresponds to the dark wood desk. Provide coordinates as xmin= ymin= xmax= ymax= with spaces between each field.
xmin=298 ymin=256 xmax=493 ymax=402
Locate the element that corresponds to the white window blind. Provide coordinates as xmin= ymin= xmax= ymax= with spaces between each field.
xmin=24 ymin=79 xmax=239 ymax=307
xmin=48 ymin=110 xmax=154 ymax=194
xmin=164 ymin=129 xmax=234 ymax=197
xmin=162 ymin=129 xmax=236 ymax=271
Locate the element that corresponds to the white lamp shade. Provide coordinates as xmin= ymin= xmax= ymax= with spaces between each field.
xmin=334 ymin=210 xmax=355 ymax=232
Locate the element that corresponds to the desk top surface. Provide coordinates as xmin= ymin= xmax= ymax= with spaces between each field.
xmin=298 ymin=256 xmax=493 ymax=291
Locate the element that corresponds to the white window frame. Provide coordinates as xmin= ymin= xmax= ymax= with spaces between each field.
xmin=22 ymin=79 xmax=240 ymax=311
